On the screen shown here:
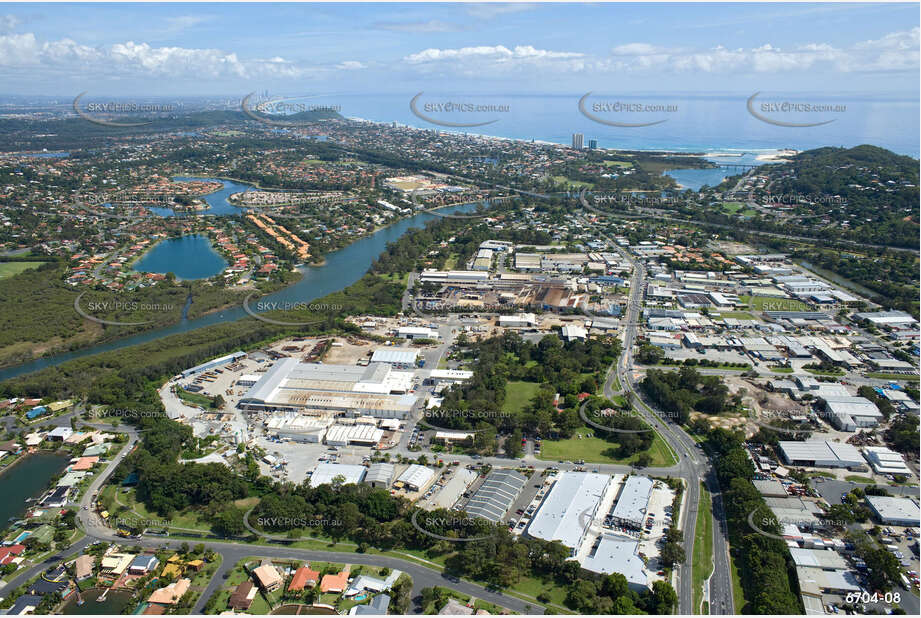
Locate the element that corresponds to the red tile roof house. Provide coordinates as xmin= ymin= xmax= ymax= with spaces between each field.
xmin=0 ymin=544 xmax=26 ymax=566
xmin=288 ymin=565 xmax=321 ymax=592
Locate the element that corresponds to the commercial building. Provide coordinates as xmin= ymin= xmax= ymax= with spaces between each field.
xmin=498 ymin=313 xmax=537 ymax=328
xmin=527 ymin=472 xmax=612 ymax=554
xmin=864 ymin=496 xmax=920 ymax=527
xmin=464 ymin=469 xmax=528 ymax=522
xmin=862 ymin=446 xmax=912 ymax=476
xmin=789 ymin=547 xmax=849 ymax=571
xmin=397 ymin=326 xmax=439 ymax=340
xmin=309 ymin=463 xmax=367 ymax=487
xmin=778 ymin=440 xmax=864 ymax=469
xmin=396 ymin=464 xmax=436 ymax=492
xmin=325 ymin=423 xmax=384 ymax=447
xmin=581 ymin=536 xmax=650 ymax=591
xmin=265 ymin=413 xmax=330 ymax=443
xmin=239 ymin=359 xmax=417 ymax=418
xmin=364 ymin=463 xmax=395 ymax=488
xmin=369 ymin=348 xmax=419 ymax=369
xmin=180 ymin=351 xmax=246 ymax=378
xmin=610 ymin=476 xmax=654 ymax=530
xmin=820 ymin=396 xmax=882 ymax=431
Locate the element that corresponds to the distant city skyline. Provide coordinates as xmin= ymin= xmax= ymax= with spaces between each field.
xmin=0 ymin=2 xmax=918 ymax=96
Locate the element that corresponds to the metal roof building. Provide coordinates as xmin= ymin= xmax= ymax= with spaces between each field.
xmin=581 ymin=536 xmax=650 ymax=591
xmin=527 ymin=472 xmax=612 ymax=552
xmin=370 ymin=348 xmax=418 ymax=368
xmin=610 ymin=476 xmax=654 ymax=529
xmin=789 ymin=548 xmax=848 ymax=571
xmin=309 ymin=463 xmax=367 ymax=487
xmin=464 ymin=469 xmax=527 ymax=522
xmin=364 ymin=463 xmax=395 ymax=488
xmin=397 ymin=464 xmax=435 ymax=491
xmin=239 ymin=358 xmax=417 ymax=418
xmin=778 ymin=440 xmax=864 ymax=468
xmin=865 ymin=496 xmax=920 ymax=527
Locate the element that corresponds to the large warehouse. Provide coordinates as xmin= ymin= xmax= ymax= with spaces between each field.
xmin=865 ymin=496 xmax=920 ymax=527
xmin=581 ymin=536 xmax=650 ymax=590
xmin=239 ymin=359 xmax=417 ymax=418
xmin=465 ymin=469 xmax=528 ymax=523
xmin=527 ymin=472 xmax=612 ymax=554
xmin=610 ymin=476 xmax=654 ymax=530
xmin=308 ymin=463 xmax=367 ymax=487
xmin=778 ymin=440 xmax=864 ymax=469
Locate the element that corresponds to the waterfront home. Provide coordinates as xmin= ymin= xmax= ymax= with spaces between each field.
xmin=147 ymin=578 xmax=191 ymax=605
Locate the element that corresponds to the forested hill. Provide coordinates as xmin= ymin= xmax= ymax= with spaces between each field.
xmin=764 ymin=144 xmax=918 ymax=244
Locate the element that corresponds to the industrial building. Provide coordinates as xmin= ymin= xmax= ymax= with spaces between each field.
xmin=180 ymin=351 xmax=246 ymax=378
xmin=820 ymin=396 xmax=882 ymax=431
xmin=369 ymin=348 xmax=419 ymax=369
xmin=526 ymin=472 xmax=612 ymax=554
xmin=325 ymin=424 xmax=384 ymax=447
xmin=864 ymin=496 xmax=920 ymax=527
xmin=610 ymin=476 xmax=654 ymax=530
xmin=364 ymin=463 xmax=395 ymax=489
xmin=581 ymin=536 xmax=650 ymax=590
xmin=239 ymin=359 xmax=417 ymax=418
xmin=396 ymin=464 xmax=436 ymax=492
xmin=777 ymin=440 xmax=864 ymax=469
xmin=862 ymin=446 xmax=912 ymax=476
xmin=464 ymin=469 xmax=528 ymax=522
xmin=309 ymin=463 xmax=367 ymax=487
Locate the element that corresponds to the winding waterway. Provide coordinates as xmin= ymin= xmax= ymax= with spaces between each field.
xmin=0 ymin=179 xmax=479 ymax=382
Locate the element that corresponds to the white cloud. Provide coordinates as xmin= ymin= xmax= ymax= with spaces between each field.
xmin=162 ymin=15 xmax=213 ymax=35
xmin=405 ymin=44 xmax=582 ymax=63
xmin=336 ymin=60 xmax=366 ymax=70
xmin=0 ymin=31 xmax=324 ymax=79
xmin=605 ymin=28 xmax=919 ymax=73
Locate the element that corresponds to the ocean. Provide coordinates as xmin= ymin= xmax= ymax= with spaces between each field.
xmin=286 ymin=93 xmax=919 ymax=157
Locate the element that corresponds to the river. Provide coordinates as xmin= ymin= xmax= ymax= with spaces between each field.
xmin=0 ymin=180 xmax=479 ymax=382
xmin=0 ymin=452 xmax=69 ymax=531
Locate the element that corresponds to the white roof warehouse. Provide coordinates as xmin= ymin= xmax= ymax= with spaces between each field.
xmin=526 ymin=472 xmax=612 ymax=554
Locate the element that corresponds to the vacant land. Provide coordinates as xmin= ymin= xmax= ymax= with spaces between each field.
xmin=693 ymin=482 xmax=714 ymax=614
xmin=537 ymin=425 xmax=676 ymax=467
xmin=502 ymin=381 xmax=542 ymax=414
xmin=0 ymin=261 xmax=40 ymax=279
xmin=739 ymin=295 xmax=809 ymax=312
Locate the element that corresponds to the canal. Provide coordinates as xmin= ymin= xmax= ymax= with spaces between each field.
xmin=133 ymin=234 xmax=227 ymax=280
xmin=0 ymin=452 xmax=69 ymax=532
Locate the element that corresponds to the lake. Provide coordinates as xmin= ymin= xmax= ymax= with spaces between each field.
xmin=132 ymin=234 xmax=227 ymax=280
xmin=0 ymin=452 xmax=69 ymax=531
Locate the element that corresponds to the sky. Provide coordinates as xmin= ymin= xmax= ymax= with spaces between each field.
xmin=0 ymin=2 xmax=918 ymax=97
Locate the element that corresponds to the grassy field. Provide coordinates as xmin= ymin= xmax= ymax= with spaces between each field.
xmin=845 ymin=475 xmax=876 ymax=483
xmin=692 ymin=482 xmax=714 ymax=615
xmin=0 ymin=261 xmax=41 ymax=279
xmin=602 ymin=160 xmax=634 ymax=169
xmin=712 ymin=311 xmax=756 ymax=320
xmin=536 ymin=425 xmax=676 ymax=467
xmin=865 ymin=373 xmax=920 ymax=382
xmin=550 ymin=175 xmax=594 ymax=188
xmin=804 ymin=367 xmax=845 ymax=376
xmin=738 ymin=295 xmax=809 ymax=312
xmin=176 ymin=387 xmax=218 ymax=409
xmin=770 ymin=366 xmax=794 ymax=373
xmin=721 ymin=201 xmax=745 ymax=213
xmin=502 ymin=381 xmax=542 ymax=414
